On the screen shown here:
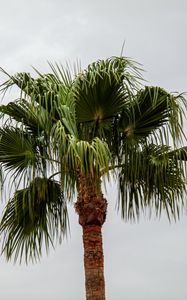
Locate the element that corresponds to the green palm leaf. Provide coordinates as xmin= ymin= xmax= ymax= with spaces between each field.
xmin=74 ymin=57 xmax=141 ymax=139
xmin=0 ymin=100 xmax=52 ymax=135
xmin=118 ymin=86 xmax=185 ymax=144
xmin=168 ymin=146 xmax=187 ymax=161
xmin=0 ymin=127 xmax=36 ymax=172
xmin=118 ymin=144 xmax=185 ymax=220
xmin=0 ymin=177 xmax=68 ymax=263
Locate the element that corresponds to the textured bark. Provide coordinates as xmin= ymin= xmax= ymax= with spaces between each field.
xmin=83 ymin=225 xmax=105 ymax=300
xmin=75 ymin=173 xmax=107 ymax=300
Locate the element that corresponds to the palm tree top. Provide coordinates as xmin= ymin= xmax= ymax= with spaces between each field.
xmin=0 ymin=56 xmax=187 ymax=262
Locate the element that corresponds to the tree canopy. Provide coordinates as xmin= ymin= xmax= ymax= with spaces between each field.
xmin=0 ymin=56 xmax=187 ymax=263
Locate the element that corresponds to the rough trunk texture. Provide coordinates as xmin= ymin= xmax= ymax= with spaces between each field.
xmin=75 ymin=173 xmax=107 ymax=300
xmin=82 ymin=225 xmax=105 ymax=300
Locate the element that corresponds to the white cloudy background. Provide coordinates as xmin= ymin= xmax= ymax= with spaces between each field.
xmin=0 ymin=0 xmax=187 ymax=299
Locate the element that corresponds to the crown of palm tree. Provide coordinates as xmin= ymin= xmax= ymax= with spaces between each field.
xmin=0 ymin=56 xmax=186 ymax=262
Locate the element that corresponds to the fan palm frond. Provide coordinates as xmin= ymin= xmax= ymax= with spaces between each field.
xmin=74 ymin=57 xmax=142 ymax=140
xmin=118 ymin=86 xmax=185 ymax=145
xmin=0 ymin=127 xmax=36 ymax=172
xmin=0 ymin=177 xmax=68 ymax=263
xmin=0 ymin=100 xmax=52 ymax=135
xmin=118 ymin=143 xmax=185 ymax=220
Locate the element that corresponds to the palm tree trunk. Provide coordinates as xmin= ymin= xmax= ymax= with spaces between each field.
xmin=82 ymin=224 xmax=105 ymax=300
xmin=75 ymin=173 xmax=107 ymax=300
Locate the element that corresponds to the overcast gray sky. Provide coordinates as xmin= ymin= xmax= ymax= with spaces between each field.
xmin=1 ymin=0 xmax=187 ymax=299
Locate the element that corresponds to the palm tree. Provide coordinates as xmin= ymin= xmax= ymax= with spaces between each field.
xmin=0 ymin=56 xmax=187 ymax=300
